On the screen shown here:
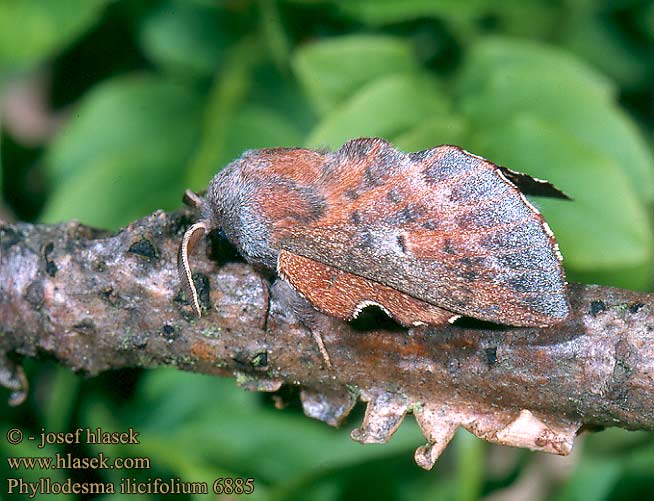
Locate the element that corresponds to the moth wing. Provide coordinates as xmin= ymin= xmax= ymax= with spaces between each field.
xmin=278 ymin=250 xmax=457 ymax=326
xmin=276 ymin=139 xmax=569 ymax=327
xmin=496 ymin=166 xmax=571 ymax=200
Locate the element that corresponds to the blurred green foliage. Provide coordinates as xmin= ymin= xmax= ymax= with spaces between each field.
xmin=1 ymin=1 xmax=652 ymax=500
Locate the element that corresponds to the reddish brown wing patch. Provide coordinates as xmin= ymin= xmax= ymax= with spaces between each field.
xmin=278 ymin=250 xmax=456 ymax=327
xmin=275 ymin=139 xmax=570 ymax=327
xmin=247 ymin=148 xmax=329 ymax=227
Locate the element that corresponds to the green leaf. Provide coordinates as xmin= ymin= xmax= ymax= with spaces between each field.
xmin=637 ymin=0 xmax=654 ymax=42
xmin=139 ymin=1 xmax=238 ymax=78
xmin=0 ymin=0 xmax=108 ymax=76
xmin=586 ymin=428 xmax=654 ymax=455
xmin=307 ymin=73 xmax=449 ymax=149
xmin=393 ymin=114 xmax=468 ymax=153
xmin=457 ymin=37 xmax=614 ymax=101
xmin=458 ymin=38 xmax=653 ymax=204
xmin=135 ymin=369 xmax=259 ymax=430
xmin=473 ymin=115 xmax=653 ymax=272
xmin=293 ymin=34 xmax=419 ymax=115
xmin=46 ymin=74 xmax=201 ymax=182
xmin=333 ymin=0 xmax=485 ymax=26
xmin=43 ymin=150 xmax=184 ymax=228
xmin=331 ymin=0 xmax=559 ymax=39
xmin=42 ymin=74 xmax=202 ymax=228
xmin=258 ymin=0 xmax=291 ymax=72
xmin=221 ymin=104 xmax=304 ymax=163
xmin=484 ymin=0 xmax=559 ymax=39
xmin=571 ymin=263 xmax=653 ymax=292
xmin=185 ymin=39 xmax=261 ymax=190
xmin=40 ymin=367 xmax=80 ymax=432
xmin=561 ymin=16 xmax=648 ymax=89
xmin=463 ymin=75 xmax=653 ymax=204
xmin=556 ymin=458 xmax=622 ymax=501
xmin=454 ymin=430 xmax=485 ymax=501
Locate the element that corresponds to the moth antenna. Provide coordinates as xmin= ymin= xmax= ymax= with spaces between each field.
xmin=178 ymin=221 xmax=209 ymax=317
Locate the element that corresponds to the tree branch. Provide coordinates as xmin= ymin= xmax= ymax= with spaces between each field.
xmin=1 ymin=210 xmax=652 ymax=469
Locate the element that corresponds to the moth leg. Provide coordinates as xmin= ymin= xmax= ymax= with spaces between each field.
xmin=312 ymin=331 xmax=332 ymax=367
xmin=278 ymin=250 xmax=458 ymax=328
xmin=272 ymin=279 xmax=333 ymax=367
xmin=178 ymin=221 xmax=209 ymax=317
xmin=291 ymin=296 xmax=333 ymax=367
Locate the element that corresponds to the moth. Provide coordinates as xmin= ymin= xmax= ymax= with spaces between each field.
xmin=178 ymin=138 xmax=570 ymax=361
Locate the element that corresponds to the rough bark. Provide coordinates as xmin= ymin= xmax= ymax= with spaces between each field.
xmin=1 ymin=210 xmax=652 ymax=469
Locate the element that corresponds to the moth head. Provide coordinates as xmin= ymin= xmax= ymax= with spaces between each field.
xmin=176 ymin=165 xmax=242 ymax=318
xmin=177 ymin=155 xmax=267 ymax=317
xmin=204 ymin=161 xmax=246 ymax=223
